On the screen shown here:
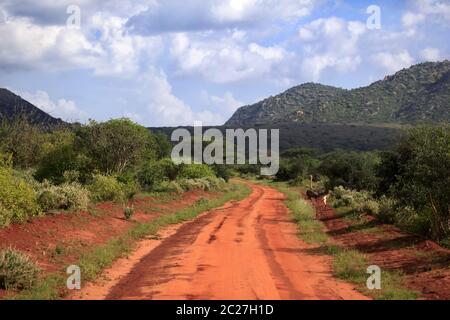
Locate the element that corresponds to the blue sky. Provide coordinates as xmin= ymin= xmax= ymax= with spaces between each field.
xmin=0 ymin=0 xmax=449 ymax=126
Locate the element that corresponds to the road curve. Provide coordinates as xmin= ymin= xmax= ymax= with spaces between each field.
xmin=106 ymin=183 xmax=368 ymax=300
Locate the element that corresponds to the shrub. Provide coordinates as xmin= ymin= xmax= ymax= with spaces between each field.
xmin=122 ymin=181 xmax=140 ymax=201
xmin=59 ymin=183 xmax=90 ymax=211
xmin=38 ymin=190 xmax=62 ymax=212
xmin=212 ymin=164 xmax=232 ymax=182
xmin=62 ymin=170 xmax=80 ymax=183
xmin=331 ymin=186 xmax=375 ymax=214
xmin=0 ymin=166 xmax=41 ymax=227
xmin=362 ymin=199 xmax=380 ymax=215
xmin=0 ymin=248 xmax=40 ymax=290
xmin=34 ymin=144 xmax=91 ymax=185
xmin=179 ymin=164 xmax=215 ymax=179
xmin=38 ymin=183 xmax=90 ymax=211
xmin=89 ymin=174 xmax=124 ymax=202
xmin=157 ymin=158 xmax=180 ymax=180
xmin=137 ymin=161 xmax=164 ymax=191
xmin=177 ymin=177 xmax=226 ymax=192
xmin=0 ymin=204 xmax=13 ymax=228
xmin=155 ymin=181 xmax=184 ymax=194
xmin=376 ymin=197 xmax=397 ymax=223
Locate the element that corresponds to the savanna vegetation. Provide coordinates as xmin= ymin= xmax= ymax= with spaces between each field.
xmin=273 ymin=125 xmax=450 ymax=246
xmin=0 ymin=118 xmax=234 ymax=293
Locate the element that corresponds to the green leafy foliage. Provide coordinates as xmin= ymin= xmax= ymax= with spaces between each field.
xmin=0 ymin=160 xmax=41 ymax=227
xmin=34 ymin=143 xmax=91 ymax=184
xmin=377 ymin=125 xmax=450 ymax=240
xmin=37 ymin=182 xmax=90 ymax=212
xmin=76 ymin=118 xmax=157 ymax=175
xmin=179 ymin=164 xmax=215 ymax=179
xmin=88 ymin=174 xmax=124 ymax=202
xmin=0 ymin=118 xmax=46 ymax=168
xmin=319 ymin=151 xmax=379 ymax=191
xmin=0 ymin=248 xmax=40 ymax=290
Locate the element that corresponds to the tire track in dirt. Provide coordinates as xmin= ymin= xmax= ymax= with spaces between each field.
xmin=82 ymin=183 xmax=369 ymax=300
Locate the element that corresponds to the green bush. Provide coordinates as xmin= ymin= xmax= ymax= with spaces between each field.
xmin=331 ymin=186 xmax=375 ymax=214
xmin=376 ymin=197 xmax=397 ymax=223
xmin=155 ymin=181 xmax=184 ymax=194
xmin=362 ymin=199 xmax=380 ymax=215
xmin=0 ymin=248 xmax=40 ymax=290
xmin=0 ymin=204 xmax=13 ymax=229
xmin=177 ymin=177 xmax=226 ymax=192
xmin=38 ymin=183 xmax=90 ymax=211
xmin=179 ymin=164 xmax=215 ymax=179
xmin=157 ymin=158 xmax=180 ymax=180
xmin=0 ymin=166 xmax=41 ymax=227
xmin=34 ymin=144 xmax=91 ymax=185
xmin=89 ymin=175 xmax=124 ymax=202
xmin=137 ymin=161 xmax=164 ymax=191
xmin=212 ymin=165 xmax=232 ymax=182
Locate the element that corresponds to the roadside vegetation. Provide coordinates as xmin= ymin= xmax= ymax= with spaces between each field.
xmin=270 ymin=182 xmax=419 ymax=300
xmin=0 ymin=118 xmax=238 ymax=297
xmin=256 ymin=125 xmax=449 ymax=300
xmin=271 ymin=125 xmax=449 ymax=247
xmin=12 ymin=183 xmax=250 ymax=300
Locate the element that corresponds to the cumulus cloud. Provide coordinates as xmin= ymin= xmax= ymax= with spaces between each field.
xmin=126 ymin=0 xmax=315 ymax=35
xmin=169 ymin=32 xmax=292 ymax=83
xmin=402 ymin=11 xmax=426 ymax=29
xmin=17 ymin=89 xmax=88 ymax=122
xmin=420 ymin=47 xmax=441 ymax=61
xmin=298 ymin=17 xmax=366 ymax=81
xmin=201 ymin=90 xmax=243 ymax=113
xmin=372 ymin=51 xmax=415 ymax=73
xmin=141 ymin=69 xmax=224 ymax=126
xmin=0 ymin=11 xmax=162 ymax=77
xmin=0 ymin=15 xmax=101 ymax=71
xmin=413 ymin=0 xmax=450 ymax=23
xmin=0 ymin=0 xmax=154 ymax=25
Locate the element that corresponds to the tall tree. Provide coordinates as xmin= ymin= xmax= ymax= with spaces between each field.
xmin=76 ymin=118 xmax=157 ymax=175
xmin=384 ymin=125 xmax=450 ymax=240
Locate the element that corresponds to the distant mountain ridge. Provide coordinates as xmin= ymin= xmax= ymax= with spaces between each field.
xmin=0 ymin=88 xmax=66 ymax=127
xmin=226 ymin=60 xmax=450 ymax=126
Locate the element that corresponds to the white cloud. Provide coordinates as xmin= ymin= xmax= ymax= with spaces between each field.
xmin=373 ymin=50 xmax=415 ymax=73
xmin=420 ymin=47 xmax=441 ymax=61
xmin=90 ymin=13 xmax=162 ymax=77
xmin=201 ymin=90 xmax=243 ymax=113
xmin=169 ymin=32 xmax=292 ymax=83
xmin=413 ymin=0 xmax=450 ymax=22
xmin=402 ymin=11 xmax=425 ymax=28
xmin=0 ymin=11 xmax=161 ymax=77
xmin=0 ymin=15 xmax=101 ymax=71
xmin=298 ymin=17 xmax=366 ymax=81
xmin=127 ymin=0 xmax=316 ymax=34
xmin=142 ymin=69 xmax=224 ymax=126
xmin=18 ymin=89 xmax=88 ymax=122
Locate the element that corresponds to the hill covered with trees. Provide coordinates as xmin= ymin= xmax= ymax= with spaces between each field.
xmin=226 ymin=61 xmax=450 ymax=126
xmin=0 ymin=89 xmax=66 ymax=128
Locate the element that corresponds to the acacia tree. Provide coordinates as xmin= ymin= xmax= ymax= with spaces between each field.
xmin=387 ymin=125 xmax=450 ymax=241
xmin=76 ymin=118 xmax=157 ymax=175
xmin=0 ymin=118 xmax=45 ymax=168
xmin=318 ymin=150 xmax=379 ymax=191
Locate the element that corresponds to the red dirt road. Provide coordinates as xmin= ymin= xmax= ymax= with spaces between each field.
xmin=104 ymin=183 xmax=368 ymax=300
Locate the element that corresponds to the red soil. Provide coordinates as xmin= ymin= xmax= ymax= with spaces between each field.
xmin=91 ymin=183 xmax=367 ymax=300
xmin=311 ymin=197 xmax=450 ymax=300
xmin=0 ymin=190 xmax=213 ymax=298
